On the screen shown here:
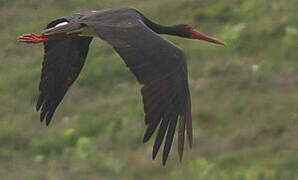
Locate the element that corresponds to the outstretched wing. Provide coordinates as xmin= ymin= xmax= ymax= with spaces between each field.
xmin=82 ymin=9 xmax=192 ymax=165
xmin=36 ymin=18 xmax=93 ymax=125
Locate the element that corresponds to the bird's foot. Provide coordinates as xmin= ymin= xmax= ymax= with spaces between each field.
xmin=18 ymin=33 xmax=50 ymax=43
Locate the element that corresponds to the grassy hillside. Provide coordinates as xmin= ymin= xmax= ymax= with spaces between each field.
xmin=0 ymin=0 xmax=297 ymax=179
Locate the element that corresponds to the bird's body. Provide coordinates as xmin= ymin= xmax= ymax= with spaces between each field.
xmin=18 ymin=8 xmax=225 ymax=165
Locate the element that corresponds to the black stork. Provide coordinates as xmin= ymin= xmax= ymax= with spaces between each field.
xmin=18 ymin=8 xmax=225 ymax=165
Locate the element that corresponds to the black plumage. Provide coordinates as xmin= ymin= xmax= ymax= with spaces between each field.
xmin=19 ymin=8 xmax=225 ymax=165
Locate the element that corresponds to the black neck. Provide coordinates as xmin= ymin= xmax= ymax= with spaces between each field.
xmin=142 ymin=17 xmax=185 ymax=37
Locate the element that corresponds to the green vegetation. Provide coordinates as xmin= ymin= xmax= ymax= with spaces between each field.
xmin=0 ymin=0 xmax=298 ymax=179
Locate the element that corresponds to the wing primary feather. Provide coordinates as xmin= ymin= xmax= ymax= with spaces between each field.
xmin=186 ymin=115 xmax=193 ymax=148
xmin=186 ymin=93 xmax=193 ymax=148
xmin=152 ymin=115 xmax=170 ymax=160
xmin=162 ymin=113 xmax=178 ymax=165
xmin=145 ymin=89 xmax=178 ymax=117
xmin=40 ymin=108 xmax=47 ymax=122
xmin=142 ymin=84 xmax=167 ymax=112
xmin=46 ymin=108 xmax=56 ymax=126
xmin=143 ymin=77 xmax=186 ymax=158
xmin=36 ymin=94 xmax=45 ymax=111
xmin=143 ymin=115 xmax=161 ymax=142
xmin=143 ymin=87 xmax=172 ymax=114
xmin=178 ymin=114 xmax=186 ymax=161
xmin=143 ymin=92 xmax=179 ymax=142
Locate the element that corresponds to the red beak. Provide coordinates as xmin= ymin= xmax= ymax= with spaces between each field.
xmin=188 ymin=28 xmax=226 ymax=46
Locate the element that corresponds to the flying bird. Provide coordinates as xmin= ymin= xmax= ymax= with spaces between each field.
xmin=18 ymin=8 xmax=225 ymax=165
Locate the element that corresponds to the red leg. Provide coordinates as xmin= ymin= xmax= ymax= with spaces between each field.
xmin=18 ymin=33 xmax=51 ymax=44
xmin=18 ymin=32 xmax=80 ymax=44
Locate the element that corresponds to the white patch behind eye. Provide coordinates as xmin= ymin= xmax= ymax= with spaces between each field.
xmin=55 ymin=22 xmax=68 ymax=27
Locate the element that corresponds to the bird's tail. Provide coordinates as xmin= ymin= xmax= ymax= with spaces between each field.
xmin=178 ymin=90 xmax=192 ymax=161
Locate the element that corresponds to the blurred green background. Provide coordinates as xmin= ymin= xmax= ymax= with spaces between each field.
xmin=0 ymin=0 xmax=298 ymax=179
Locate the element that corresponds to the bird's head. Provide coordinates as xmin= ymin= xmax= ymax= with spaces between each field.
xmin=173 ymin=24 xmax=226 ymax=46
